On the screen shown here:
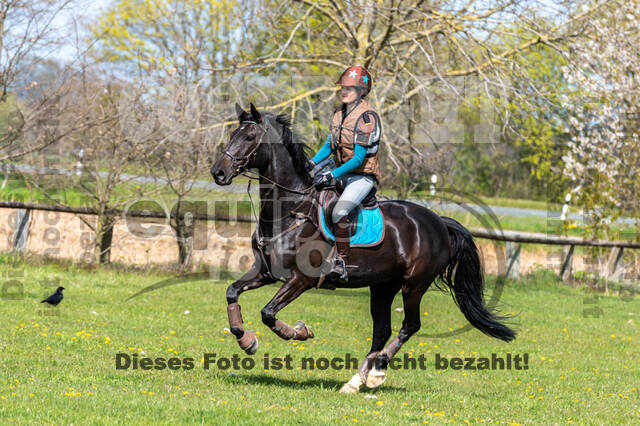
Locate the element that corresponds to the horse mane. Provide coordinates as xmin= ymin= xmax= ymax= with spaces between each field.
xmin=265 ymin=112 xmax=313 ymax=184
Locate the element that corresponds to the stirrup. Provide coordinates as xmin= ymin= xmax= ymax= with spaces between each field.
xmin=327 ymin=256 xmax=348 ymax=283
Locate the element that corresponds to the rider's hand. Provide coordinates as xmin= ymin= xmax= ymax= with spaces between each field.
xmin=313 ymin=170 xmax=333 ymax=188
xmin=305 ymin=159 xmax=316 ymax=172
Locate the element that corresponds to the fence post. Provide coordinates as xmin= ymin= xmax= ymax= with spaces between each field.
xmin=506 ymin=241 xmax=521 ymax=279
xmin=606 ymin=247 xmax=624 ymax=281
xmin=13 ymin=209 xmax=31 ymax=251
xmin=560 ymin=245 xmax=574 ymax=281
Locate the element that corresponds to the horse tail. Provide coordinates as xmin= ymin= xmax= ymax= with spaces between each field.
xmin=439 ymin=216 xmax=516 ymax=342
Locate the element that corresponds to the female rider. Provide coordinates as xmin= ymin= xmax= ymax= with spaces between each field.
xmin=305 ymin=65 xmax=382 ymax=283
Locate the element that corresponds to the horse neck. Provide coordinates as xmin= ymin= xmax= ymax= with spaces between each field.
xmin=256 ymin=142 xmax=310 ymax=234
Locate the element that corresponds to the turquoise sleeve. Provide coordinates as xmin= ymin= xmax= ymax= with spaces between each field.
xmin=331 ymin=144 xmax=366 ymax=179
xmin=311 ymin=134 xmax=332 ymax=164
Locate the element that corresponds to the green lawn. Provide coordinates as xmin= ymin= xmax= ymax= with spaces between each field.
xmin=0 ymin=256 xmax=638 ymax=424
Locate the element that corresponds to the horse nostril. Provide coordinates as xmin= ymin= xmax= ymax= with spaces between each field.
xmin=213 ymin=170 xmax=225 ymax=181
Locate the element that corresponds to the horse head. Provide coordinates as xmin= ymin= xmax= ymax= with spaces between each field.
xmin=211 ymin=103 xmax=268 ymax=185
xmin=211 ymin=103 xmax=311 ymax=188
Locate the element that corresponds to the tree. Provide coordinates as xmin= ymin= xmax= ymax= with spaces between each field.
xmin=93 ymin=0 xmax=238 ymax=267
xmin=0 ymin=0 xmax=80 ymax=161
xmin=561 ymin=0 xmax=640 ymax=238
xmin=207 ymin=0 xmax=608 ymax=194
xmin=147 ymin=75 xmax=219 ymax=268
xmin=63 ymin=69 xmax=161 ymax=264
xmin=93 ymin=0 xmax=242 ymax=83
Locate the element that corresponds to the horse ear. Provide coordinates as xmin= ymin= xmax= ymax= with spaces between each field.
xmin=250 ymin=103 xmax=262 ymax=124
xmin=235 ymin=103 xmax=245 ymax=120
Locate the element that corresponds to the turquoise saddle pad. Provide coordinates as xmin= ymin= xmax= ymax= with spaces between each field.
xmin=318 ymin=206 xmax=384 ymax=247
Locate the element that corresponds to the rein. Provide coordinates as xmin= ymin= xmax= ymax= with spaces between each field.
xmin=227 ymin=119 xmax=315 ymax=195
xmin=229 ymin=119 xmax=318 ymax=282
xmin=245 ymin=177 xmax=317 ymax=283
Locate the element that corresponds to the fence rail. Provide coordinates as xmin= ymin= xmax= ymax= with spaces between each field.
xmin=1 ymin=201 xmax=638 ymax=281
xmin=469 ymin=227 xmax=640 ymax=249
xmin=0 ymin=201 xmax=254 ymax=223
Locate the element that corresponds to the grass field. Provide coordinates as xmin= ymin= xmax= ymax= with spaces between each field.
xmin=0 ymin=256 xmax=639 ymax=424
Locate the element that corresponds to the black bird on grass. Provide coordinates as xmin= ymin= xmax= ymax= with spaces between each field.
xmin=41 ymin=286 xmax=65 ymax=306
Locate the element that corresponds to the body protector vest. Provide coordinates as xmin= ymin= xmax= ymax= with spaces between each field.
xmin=329 ymin=99 xmax=382 ymax=184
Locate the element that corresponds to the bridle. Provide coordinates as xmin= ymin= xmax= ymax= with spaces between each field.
xmin=222 ymin=119 xmax=315 ymax=196
xmin=221 ymin=120 xmax=268 ymax=177
xmin=218 ymin=118 xmax=318 ymax=283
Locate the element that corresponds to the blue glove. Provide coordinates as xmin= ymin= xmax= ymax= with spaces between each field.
xmin=313 ymin=170 xmax=333 ymax=188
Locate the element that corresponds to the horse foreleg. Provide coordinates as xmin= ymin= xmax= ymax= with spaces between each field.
xmin=366 ymin=281 xmax=429 ymax=389
xmin=260 ymin=270 xmax=316 ymax=341
xmin=340 ymin=283 xmax=400 ymax=393
xmin=226 ymin=265 xmax=276 ymax=355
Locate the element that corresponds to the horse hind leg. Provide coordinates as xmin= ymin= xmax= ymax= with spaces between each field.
xmin=340 ymin=282 xmax=400 ymax=393
xmin=366 ymin=279 xmax=430 ymax=389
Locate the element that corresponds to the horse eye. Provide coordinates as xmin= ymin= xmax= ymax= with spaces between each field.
xmin=246 ymin=134 xmax=255 ymax=141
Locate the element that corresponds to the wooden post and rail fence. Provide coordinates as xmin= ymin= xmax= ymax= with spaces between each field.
xmin=2 ymin=200 xmax=639 ymax=282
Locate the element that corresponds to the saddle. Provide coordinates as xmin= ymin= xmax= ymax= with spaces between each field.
xmin=317 ymin=181 xmax=385 ymax=248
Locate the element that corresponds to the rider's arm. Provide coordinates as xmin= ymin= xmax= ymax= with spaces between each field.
xmin=330 ymin=144 xmax=366 ymax=178
xmin=311 ymin=134 xmax=332 ymax=164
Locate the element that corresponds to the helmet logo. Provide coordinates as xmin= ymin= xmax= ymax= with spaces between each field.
xmin=348 ymin=70 xmax=358 ymax=78
xmin=362 ymin=75 xmax=369 ymax=83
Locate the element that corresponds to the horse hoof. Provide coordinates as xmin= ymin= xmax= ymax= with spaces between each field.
xmin=339 ymin=374 xmax=363 ymax=394
xmin=293 ymin=321 xmax=314 ymax=340
xmin=238 ymin=331 xmax=258 ymax=355
xmin=339 ymin=383 xmax=359 ymax=393
xmin=365 ymin=368 xmax=387 ymax=388
xmin=244 ymin=336 xmax=258 ymax=355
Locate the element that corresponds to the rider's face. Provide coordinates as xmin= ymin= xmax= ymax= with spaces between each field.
xmin=341 ymin=86 xmax=360 ymax=104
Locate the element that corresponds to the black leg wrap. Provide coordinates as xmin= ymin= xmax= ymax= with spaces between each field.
xmin=374 ymin=354 xmax=390 ymax=370
xmin=261 ymin=308 xmax=276 ymax=328
xmin=230 ymin=327 xmax=244 ymax=338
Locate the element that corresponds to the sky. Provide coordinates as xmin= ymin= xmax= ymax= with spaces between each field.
xmin=52 ymin=0 xmax=113 ymax=61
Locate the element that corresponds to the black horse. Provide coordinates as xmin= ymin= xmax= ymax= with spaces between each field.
xmin=211 ymin=103 xmax=515 ymax=393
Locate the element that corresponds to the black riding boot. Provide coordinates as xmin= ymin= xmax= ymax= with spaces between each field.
xmin=327 ymin=217 xmax=350 ymax=283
